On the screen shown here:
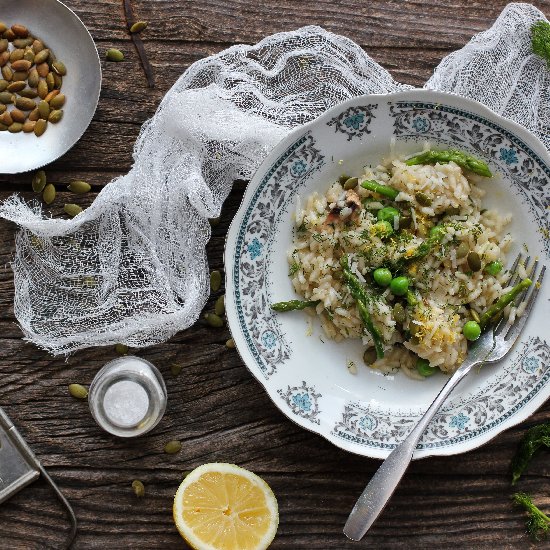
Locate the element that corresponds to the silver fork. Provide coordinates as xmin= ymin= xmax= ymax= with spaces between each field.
xmin=344 ymin=253 xmax=546 ymax=541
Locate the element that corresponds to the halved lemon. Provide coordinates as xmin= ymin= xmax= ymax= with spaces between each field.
xmin=173 ymin=463 xmax=279 ymax=550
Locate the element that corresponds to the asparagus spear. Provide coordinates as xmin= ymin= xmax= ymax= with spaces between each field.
xmin=340 ymin=255 xmax=385 ymax=358
xmin=405 ymin=149 xmax=492 ymax=177
xmin=361 ymin=179 xmax=399 ymax=200
xmin=401 ymin=229 xmax=446 ymax=264
xmin=479 ymin=278 xmax=532 ymax=330
xmin=271 ymin=299 xmax=320 ymax=312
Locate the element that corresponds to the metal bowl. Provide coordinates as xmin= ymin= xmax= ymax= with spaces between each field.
xmin=0 ymin=0 xmax=101 ymax=174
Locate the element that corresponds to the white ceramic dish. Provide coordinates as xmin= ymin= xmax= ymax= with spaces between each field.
xmin=225 ymin=89 xmax=550 ymax=459
xmin=0 ymin=0 xmax=101 ymax=174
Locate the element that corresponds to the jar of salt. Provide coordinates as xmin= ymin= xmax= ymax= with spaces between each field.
xmin=88 ymin=356 xmax=167 ymax=437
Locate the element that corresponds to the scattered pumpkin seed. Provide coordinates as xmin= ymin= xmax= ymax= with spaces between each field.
xmin=106 ymin=48 xmax=124 ymax=62
xmin=470 ymin=308 xmax=481 ymax=324
xmin=164 ymin=440 xmax=182 ymax=454
xmin=34 ymin=118 xmax=47 ymax=136
xmin=343 ymin=177 xmax=359 ymax=190
xmin=26 ymin=68 xmax=39 ymax=87
xmin=0 ymin=23 xmax=6 ymax=34
xmin=22 ymin=119 xmax=35 ymax=132
xmin=467 ymin=251 xmax=482 ymax=272
xmin=68 ymin=383 xmax=88 ymax=399
xmin=4 ymin=30 xmax=15 ymax=42
xmin=0 ymin=39 xmax=7 ymax=53
xmin=415 ymin=192 xmax=433 ymax=206
xmin=37 ymin=100 xmax=49 ymax=119
xmin=1 ymin=65 xmax=12 ymax=80
xmin=13 ymin=37 xmax=32 ymax=48
xmin=45 ymin=73 xmax=55 ymax=91
xmin=15 ymin=96 xmax=35 ymax=110
xmin=37 ymin=79 xmax=48 ymax=98
xmin=0 ymin=104 xmax=4 ymax=114
xmin=0 ymin=79 xmax=7 ymax=91
xmin=10 ymin=108 xmax=25 ymax=123
xmin=338 ymin=174 xmax=349 ymax=185
xmin=456 ymin=242 xmax=469 ymax=259
xmin=115 ymin=343 xmax=129 ymax=355
xmin=210 ymin=270 xmax=222 ymax=292
xmin=12 ymin=71 xmax=28 ymax=82
xmin=28 ymin=107 xmax=39 ymax=121
xmin=42 ymin=183 xmax=55 ymax=204
xmin=130 ymin=21 xmax=148 ymax=33
xmin=0 ymin=91 xmax=13 ymax=103
xmin=11 ymin=58 xmax=31 ymax=71
xmin=11 ymin=24 xmax=28 ymax=38
xmin=204 ymin=313 xmax=224 ymax=328
xmin=132 ymin=480 xmax=145 ymax=498
xmin=52 ymin=60 xmax=66 ymax=76
xmin=33 ymin=48 xmax=49 ymax=65
xmin=214 ymin=294 xmax=225 ymax=316
xmin=32 ymin=170 xmax=46 ymax=193
xmin=48 ymin=109 xmax=63 ymax=123
xmin=7 ymin=80 xmax=25 ymax=92
xmin=49 ymin=93 xmax=65 ymax=109
xmin=32 ymin=39 xmax=44 ymax=53
xmin=23 ymin=49 xmax=34 ymax=63
xmin=0 ymin=111 xmax=12 ymax=125
xmin=19 ymin=88 xmax=38 ymax=99
xmin=225 ymin=338 xmax=235 ymax=349
xmin=0 ymin=122 xmax=7 ymax=131
xmin=64 ymin=203 xmax=82 ymax=217
xmin=36 ymin=62 xmax=49 ymax=77
xmin=53 ymin=73 xmax=62 ymax=89
xmin=9 ymin=49 xmax=24 ymax=63
xmin=0 ymin=51 xmax=8 ymax=67
xmin=363 ymin=348 xmax=378 ymax=365
xmin=68 ymin=180 xmax=91 ymax=194
xmin=170 ymin=363 xmax=183 ymax=376
xmin=8 ymin=122 xmax=22 ymax=133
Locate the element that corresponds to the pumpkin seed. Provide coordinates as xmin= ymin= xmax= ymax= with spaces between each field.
xmin=210 ymin=270 xmax=222 ymax=292
xmin=106 ymin=48 xmax=124 ymax=62
xmin=27 ymin=68 xmax=39 ymax=87
xmin=44 ymin=89 xmax=59 ymax=102
xmin=415 ymin=192 xmax=432 ymax=206
xmin=19 ymin=88 xmax=38 ymax=99
xmin=46 ymin=72 xmax=54 ymax=91
xmin=68 ymin=383 xmax=88 ymax=399
xmin=53 ymin=73 xmax=62 ymax=89
xmin=363 ymin=348 xmax=378 ymax=365
xmin=456 ymin=242 xmax=469 ymax=259
xmin=42 ymin=183 xmax=55 ymax=203
xmin=130 ymin=21 xmax=148 ymax=33
xmin=22 ymin=119 xmax=35 ymax=133
xmin=52 ymin=61 xmax=66 ymax=76
xmin=0 ymin=39 xmax=7 ymax=53
xmin=338 ymin=174 xmax=349 ymax=185
xmin=0 ymin=51 xmax=8 ymax=67
xmin=393 ymin=302 xmax=406 ymax=324
xmin=37 ymin=79 xmax=48 ymax=98
xmin=214 ymin=294 xmax=225 ymax=316
xmin=12 ymin=37 xmax=32 ymax=48
xmin=32 ymin=38 xmax=45 ymax=54
xmin=9 ymin=49 xmax=24 ymax=63
xmin=204 ymin=313 xmax=224 ymax=328
xmin=33 ymin=48 xmax=50 ymax=65
xmin=470 ymin=308 xmax=481 ymax=324
xmin=11 ymin=24 xmax=28 ymax=38
xmin=64 ymin=203 xmax=82 ymax=217
xmin=15 ymin=96 xmax=35 ymax=110
xmin=0 ymin=122 xmax=7 ymax=131
xmin=36 ymin=62 xmax=49 ymax=77
xmin=32 ymin=40 xmax=44 ymax=53
xmin=0 ymin=79 xmax=7 ymax=91
xmin=132 ymin=480 xmax=145 ymax=498
xmin=23 ymin=49 xmax=35 ymax=63
xmin=467 ymin=251 xmax=481 ymax=272
xmin=7 ymin=80 xmax=25 ymax=92
xmin=164 ymin=440 xmax=182 ymax=454
xmin=38 ymin=100 xmax=50 ymax=119
xmin=10 ymin=109 xmax=26 ymax=123
xmin=0 ymin=64 xmax=11 ymax=80
xmin=12 ymin=71 xmax=28 ymax=82
xmin=0 ymin=91 xmax=13 ymax=103
xmin=3 ymin=29 xmax=15 ymax=41
xmin=12 ymin=58 xmax=31 ymax=71
xmin=7 ymin=122 xmax=21 ymax=133
xmin=49 ymin=93 xmax=65 ymax=109
xmin=0 ymin=104 xmax=5 ymax=114
xmin=225 ymin=338 xmax=235 ymax=349
xmin=48 ymin=109 xmax=63 ymax=123
xmin=68 ymin=180 xmax=91 ymax=194
xmin=28 ymin=107 xmax=39 ymax=121
xmin=32 ymin=170 xmax=46 ymax=193
xmin=115 ymin=343 xmax=129 ymax=355
xmin=34 ymin=118 xmax=47 ymax=136
xmin=343 ymin=177 xmax=359 ymax=190
xmin=0 ymin=111 xmax=12 ymax=125
xmin=0 ymin=23 xmax=6 ymax=34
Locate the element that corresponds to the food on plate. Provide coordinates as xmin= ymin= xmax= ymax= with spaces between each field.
xmin=173 ymin=463 xmax=278 ymax=550
xmin=272 ymin=149 xmax=532 ymax=379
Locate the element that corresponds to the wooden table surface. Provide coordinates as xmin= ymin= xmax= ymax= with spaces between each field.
xmin=1 ymin=0 xmax=550 ymax=548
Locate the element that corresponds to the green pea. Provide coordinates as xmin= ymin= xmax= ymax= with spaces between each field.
xmin=373 ymin=220 xmax=393 ymax=237
xmin=377 ymin=206 xmax=400 ymax=225
xmin=429 ymin=225 xmax=446 ymax=239
xmin=390 ymin=276 xmax=409 ymax=296
xmin=373 ymin=267 xmax=392 ymax=287
xmin=484 ymin=260 xmax=503 ymax=276
xmin=463 ymin=320 xmax=481 ymax=341
xmin=417 ymin=358 xmax=438 ymax=377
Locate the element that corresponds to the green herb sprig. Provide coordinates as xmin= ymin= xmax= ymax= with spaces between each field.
xmin=532 ymin=20 xmax=550 ymax=68
xmin=513 ymin=492 xmax=550 ymax=541
xmin=511 ymin=423 xmax=550 ymax=485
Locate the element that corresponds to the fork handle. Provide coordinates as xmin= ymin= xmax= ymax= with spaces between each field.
xmin=343 ymin=360 xmax=473 ymax=541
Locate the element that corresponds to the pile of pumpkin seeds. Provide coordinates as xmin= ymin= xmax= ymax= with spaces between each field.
xmin=0 ymin=22 xmax=66 ymax=136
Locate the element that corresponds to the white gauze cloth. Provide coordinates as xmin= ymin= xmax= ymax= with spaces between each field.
xmin=0 ymin=3 xmax=549 ymax=354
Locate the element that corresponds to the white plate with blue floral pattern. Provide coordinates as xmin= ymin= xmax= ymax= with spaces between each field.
xmin=224 ymin=89 xmax=550 ymax=459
